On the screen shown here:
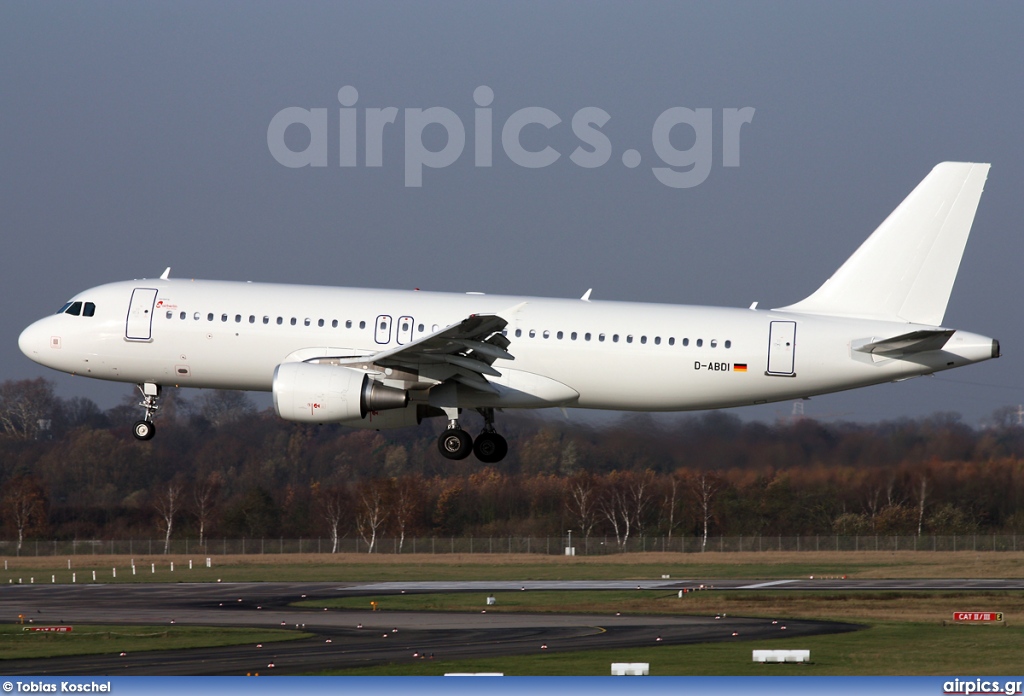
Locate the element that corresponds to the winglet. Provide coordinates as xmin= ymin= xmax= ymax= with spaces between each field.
xmin=581 ymin=288 xmax=592 ymax=302
xmin=160 ymin=267 xmax=171 ymax=280
xmin=778 ymin=162 xmax=990 ymax=326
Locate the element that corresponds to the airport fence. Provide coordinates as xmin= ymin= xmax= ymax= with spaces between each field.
xmin=1 ymin=534 xmax=1022 ymax=556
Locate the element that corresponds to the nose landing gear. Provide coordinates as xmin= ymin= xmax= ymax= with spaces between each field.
xmin=132 ymin=382 xmax=160 ymax=441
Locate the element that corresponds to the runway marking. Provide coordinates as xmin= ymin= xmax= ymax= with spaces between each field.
xmin=738 ymin=580 xmax=798 ymax=589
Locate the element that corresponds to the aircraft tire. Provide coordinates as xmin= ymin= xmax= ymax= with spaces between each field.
xmin=133 ymin=420 xmax=156 ymax=441
xmin=474 ymin=432 xmax=508 ymax=463
xmin=438 ymin=428 xmax=473 ymax=460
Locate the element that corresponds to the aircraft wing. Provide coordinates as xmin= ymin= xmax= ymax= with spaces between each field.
xmin=854 ymin=329 xmax=956 ymax=356
xmin=336 ymin=313 xmax=513 ymax=394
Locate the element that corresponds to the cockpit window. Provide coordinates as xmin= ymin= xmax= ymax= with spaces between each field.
xmin=59 ymin=301 xmax=96 ymax=317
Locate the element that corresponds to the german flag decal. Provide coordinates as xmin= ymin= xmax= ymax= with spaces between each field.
xmin=733 ymin=363 xmax=748 ymax=372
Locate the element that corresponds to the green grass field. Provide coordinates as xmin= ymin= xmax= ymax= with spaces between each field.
xmin=3 ymin=549 xmax=1022 ymax=583
xmin=298 ymin=588 xmax=1024 ymax=675
xmin=0 ymin=623 xmax=308 ymax=661
xmin=2 ymin=551 xmax=1022 ymax=675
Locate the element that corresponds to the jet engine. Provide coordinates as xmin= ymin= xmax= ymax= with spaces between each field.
xmin=273 ymin=362 xmax=408 ymax=423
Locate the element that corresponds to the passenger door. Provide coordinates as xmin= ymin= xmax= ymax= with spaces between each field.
xmin=125 ymin=288 xmax=158 ymax=341
xmin=766 ymin=320 xmax=797 ymax=376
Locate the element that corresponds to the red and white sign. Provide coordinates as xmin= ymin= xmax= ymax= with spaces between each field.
xmin=953 ymin=612 xmax=1003 ymax=622
xmin=24 ymin=626 xmax=73 ymax=633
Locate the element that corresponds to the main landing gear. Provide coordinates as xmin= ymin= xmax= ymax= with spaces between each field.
xmin=132 ymin=382 xmax=160 ymax=441
xmin=436 ymin=407 xmax=508 ymax=463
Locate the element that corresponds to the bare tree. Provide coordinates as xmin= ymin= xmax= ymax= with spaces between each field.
xmin=153 ymin=479 xmax=185 ymax=554
xmin=191 ymin=473 xmax=222 ymax=548
xmin=661 ymin=472 xmax=684 ymax=541
xmin=312 ymin=482 xmax=350 ymax=553
xmin=356 ymin=479 xmax=391 ymax=553
xmin=195 ymin=390 xmax=255 ymax=427
xmin=598 ymin=472 xmax=639 ymax=551
xmin=916 ymin=474 xmax=928 ymax=537
xmin=391 ymin=476 xmax=421 ymax=553
xmin=565 ymin=473 xmax=599 ymax=539
xmin=629 ymin=470 xmax=657 ymax=538
xmin=2 ymin=475 xmax=48 ymax=554
xmin=0 ymin=378 xmax=58 ymax=440
xmin=689 ymin=471 xmax=721 ymax=552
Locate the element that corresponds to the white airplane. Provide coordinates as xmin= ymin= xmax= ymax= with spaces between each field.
xmin=19 ymin=162 xmax=998 ymax=462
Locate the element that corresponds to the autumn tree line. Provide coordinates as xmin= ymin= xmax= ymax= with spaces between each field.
xmin=3 ymin=377 xmax=1024 ymax=552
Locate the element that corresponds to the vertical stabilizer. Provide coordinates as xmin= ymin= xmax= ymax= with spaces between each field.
xmin=777 ymin=162 xmax=990 ymax=326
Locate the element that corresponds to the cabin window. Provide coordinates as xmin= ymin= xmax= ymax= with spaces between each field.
xmin=346 ymin=320 xmax=352 ymax=328
xmin=359 ymin=321 xmax=366 ymax=329
xmin=515 ymin=328 xmax=522 ymax=337
xmin=599 ymin=333 xmax=605 ymax=342
xmin=208 ymin=313 xmax=214 ymax=321
xmin=725 ymin=340 xmax=732 ymax=349
xmin=418 ymin=323 xmax=425 ymax=332
xmin=613 ymin=334 xmax=620 ymax=343
xmin=290 ymin=317 xmax=297 ymax=326
xmin=654 ymin=336 xmax=660 ymax=345
xmin=221 ymin=314 xmax=228 ymax=322
xmin=543 ymin=330 xmax=550 ymax=339
xmin=166 ymin=311 xmax=173 ymax=319
xmin=318 ymin=319 xmax=325 ymax=327
xmin=668 ymin=337 xmax=675 ymax=346
xmin=682 ymin=338 xmax=689 ymax=346
xmin=626 ymin=335 xmax=633 ymax=344
xmin=641 ymin=336 xmax=648 ymax=344
xmin=248 ymin=315 xmax=255 ymax=324
xmin=276 ymin=317 xmax=283 ymax=325
xmin=178 ymin=312 xmax=184 ymax=320
xmin=584 ymin=332 xmax=590 ymax=341
xmin=696 ymin=338 xmax=703 ymax=347
xmin=234 ymin=314 xmax=241 ymax=323
xmin=710 ymin=339 xmax=718 ymax=348
xmin=263 ymin=316 xmax=269 ymax=325
xmin=529 ymin=329 xmax=536 ymax=338
xmin=193 ymin=312 xmax=200 ymax=321
xmin=304 ymin=318 xmax=311 ymax=327
xmin=332 ymin=319 xmax=338 ymax=328
xmin=570 ymin=331 xmax=576 ymax=340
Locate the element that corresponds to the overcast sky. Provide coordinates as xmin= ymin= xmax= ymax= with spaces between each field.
xmin=2 ymin=1 xmax=1022 ymax=425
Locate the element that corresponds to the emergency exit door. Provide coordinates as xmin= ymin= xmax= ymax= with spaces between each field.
xmin=766 ymin=320 xmax=797 ymax=376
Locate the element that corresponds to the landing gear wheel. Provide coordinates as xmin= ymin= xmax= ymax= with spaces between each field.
xmin=474 ymin=431 xmax=508 ymax=463
xmin=438 ymin=428 xmax=473 ymax=460
xmin=133 ymin=420 xmax=156 ymax=441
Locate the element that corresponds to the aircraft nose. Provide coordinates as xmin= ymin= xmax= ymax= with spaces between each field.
xmin=18 ymin=319 xmax=48 ymax=363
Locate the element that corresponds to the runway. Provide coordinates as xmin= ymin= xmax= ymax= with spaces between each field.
xmin=0 ymin=578 xmax=1009 ymax=675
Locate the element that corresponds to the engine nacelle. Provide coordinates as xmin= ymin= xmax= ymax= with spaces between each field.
xmin=273 ymin=362 xmax=408 ymax=423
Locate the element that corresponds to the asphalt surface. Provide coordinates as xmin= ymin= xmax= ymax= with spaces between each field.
xmin=1 ymin=577 xmax=1012 ymax=675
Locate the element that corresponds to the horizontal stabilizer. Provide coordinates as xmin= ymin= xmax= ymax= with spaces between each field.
xmin=779 ymin=162 xmax=990 ymax=325
xmin=854 ymin=329 xmax=955 ymax=356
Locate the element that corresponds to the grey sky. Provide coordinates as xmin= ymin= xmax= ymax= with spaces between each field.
xmin=2 ymin=1 xmax=1021 ymax=424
